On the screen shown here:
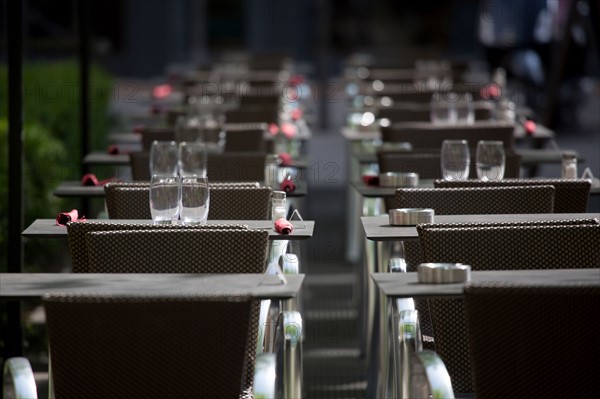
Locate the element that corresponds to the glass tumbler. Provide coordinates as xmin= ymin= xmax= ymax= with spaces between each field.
xmin=441 ymin=140 xmax=470 ymax=181
xmin=180 ymin=176 xmax=210 ymax=225
xmin=150 ymin=141 xmax=178 ymax=176
xmin=178 ymin=142 xmax=207 ymax=177
xmin=476 ymin=141 xmax=505 ymax=181
xmin=149 ymin=175 xmax=181 ymax=224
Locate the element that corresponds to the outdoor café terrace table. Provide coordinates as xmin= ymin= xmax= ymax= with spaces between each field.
xmin=22 ymin=219 xmax=315 ymax=240
xmin=0 ymin=273 xmax=305 ymax=301
xmin=83 ymin=151 xmax=311 ymax=169
xmin=361 ymin=212 xmax=599 ymax=397
xmin=52 ymin=180 xmax=309 ymax=198
xmin=371 ymin=269 xmax=600 ymax=299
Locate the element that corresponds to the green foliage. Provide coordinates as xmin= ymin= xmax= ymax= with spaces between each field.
xmin=0 ymin=60 xmax=113 ymax=270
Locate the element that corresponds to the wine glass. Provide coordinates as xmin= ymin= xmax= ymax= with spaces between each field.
xmin=441 ymin=140 xmax=470 ymax=181
xmin=476 ymin=141 xmax=505 ymax=181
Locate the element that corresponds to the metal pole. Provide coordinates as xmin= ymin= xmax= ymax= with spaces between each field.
xmin=5 ymin=0 xmax=25 ymax=367
xmin=77 ymin=0 xmax=90 ymax=213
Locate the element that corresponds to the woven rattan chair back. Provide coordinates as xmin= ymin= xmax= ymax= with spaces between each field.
xmin=85 ymin=229 xmax=269 ymax=274
xmin=434 ymin=178 xmax=592 ymax=213
xmin=44 ymin=293 xmax=255 ymax=399
xmin=129 ymin=151 xmax=151 ymax=181
xmin=67 ymin=221 xmax=248 ymax=273
xmin=207 ymin=152 xmax=267 ymax=182
xmin=464 ymin=283 xmax=600 ymax=399
xmin=224 ymin=127 xmax=266 ymax=152
xmin=417 ymin=220 xmax=600 ymax=394
xmin=381 ymin=122 xmax=515 ymax=150
xmin=104 ymin=183 xmax=271 ymax=220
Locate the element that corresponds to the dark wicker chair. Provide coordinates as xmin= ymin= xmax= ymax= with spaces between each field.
xmin=464 ymin=282 xmax=600 ymax=399
xmin=129 ymin=151 xmax=151 ymax=180
xmin=417 ymin=219 xmax=600 ymax=394
xmin=224 ymin=126 xmax=267 ymax=152
xmin=434 ymin=178 xmax=593 ymax=213
xmin=207 ymin=152 xmax=267 ymax=182
xmin=44 ymin=293 xmax=256 ymax=399
xmin=66 ymin=221 xmax=249 ymax=273
xmin=103 ymin=183 xmax=272 ymax=220
xmin=381 ymin=121 xmax=515 ymax=150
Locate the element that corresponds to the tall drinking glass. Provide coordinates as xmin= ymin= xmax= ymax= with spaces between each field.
xmin=180 ymin=176 xmax=210 ymax=225
xmin=455 ymin=93 xmax=475 ymax=124
xmin=430 ymin=93 xmax=456 ymax=125
xmin=476 ymin=141 xmax=505 ymax=181
xmin=149 ymin=175 xmax=180 ymax=224
xmin=178 ymin=142 xmax=207 ymax=177
xmin=150 ymin=141 xmax=178 ymax=176
xmin=441 ymin=140 xmax=470 ymax=180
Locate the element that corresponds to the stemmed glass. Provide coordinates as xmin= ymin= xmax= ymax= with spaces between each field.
xmin=441 ymin=140 xmax=470 ymax=181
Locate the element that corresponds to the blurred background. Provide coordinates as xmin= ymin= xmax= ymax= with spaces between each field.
xmin=1 ymin=1 xmax=598 ymax=398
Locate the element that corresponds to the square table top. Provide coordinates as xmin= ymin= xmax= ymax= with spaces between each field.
xmin=0 ymin=273 xmax=304 ymax=300
xmin=52 ymin=180 xmax=309 ymax=198
xmin=371 ymin=269 xmax=600 ymax=298
xmin=82 ymin=151 xmax=311 ymax=169
xmin=361 ymin=213 xmax=600 ymax=241
xmin=351 ymin=147 xmax=584 ymax=167
xmin=340 ymin=122 xmax=554 ymax=142
xmin=22 ymin=219 xmax=315 ymax=240
xmin=350 ymin=178 xmax=600 ymax=198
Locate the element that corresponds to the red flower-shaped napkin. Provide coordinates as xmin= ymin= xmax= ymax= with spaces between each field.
xmin=81 ymin=174 xmax=116 ymax=187
xmin=524 ymin=120 xmax=537 ymax=135
xmin=274 ymin=218 xmax=293 ymax=235
xmin=280 ymin=178 xmax=296 ymax=193
xmin=280 ymin=122 xmax=297 ymax=139
xmin=55 ymin=209 xmax=86 ymax=226
xmin=362 ymin=174 xmax=380 ymax=186
xmin=278 ymin=153 xmax=294 ymax=166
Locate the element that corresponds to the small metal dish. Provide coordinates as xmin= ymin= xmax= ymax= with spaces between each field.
xmin=417 ymin=263 xmax=471 ymax=284
xmin=379 ymin=172 xmax=419 ymax=187
xmin=388 ymin=208 xmax=434 ymax=226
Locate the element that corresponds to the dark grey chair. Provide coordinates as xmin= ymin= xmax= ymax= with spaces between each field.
xmin=464 ymin=282 xmax=600 ymax=399
xmin=417 ymin=219 xmax=600 ymax=394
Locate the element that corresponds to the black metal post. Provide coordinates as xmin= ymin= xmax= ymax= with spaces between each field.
xmin=5 ymin=0 xmax=24 ymax=368
xmin=77 ymin=0 xmax=90 ymax=214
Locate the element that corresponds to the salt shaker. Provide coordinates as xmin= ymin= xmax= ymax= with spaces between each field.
xmin=561 ymin=152 xmax=578 ymax=179
xmin=272 ymin=191 xmax=287 ymax=221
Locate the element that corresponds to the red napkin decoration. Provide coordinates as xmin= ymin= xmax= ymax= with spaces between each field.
xmin=268 ymin=123 xmax=280 ymax=136
xmin=152 ymin=84 xmax=173 ymax=99
xmin=56 ymin=209 xmax=86 ymax=226
xmin=107 ymin=144 xmax=120 ymax=155
xmin=81 ymin=174 xmax=116 ymax=187
xmin=149 ymin=104 xmax=161 ymax=115
xmin=362 ymin=174 xmax=379 ymax=186
xmin=133 ymin=125 xmax=145 ymax=134
xmin=274 ymin=218 xmax=293 ymax=235
xmin=281 ymin=122 xmax=297 ymax=139
xmin=524 ymin=120 xmax=537 ymax=135
xmin=278 ymin=153 xmax=294 ymax=166
xmin=480 ymin=83 xmax=501 ymax=101
xmin=280 ymin=179 xmax=296 ymax=193
xmin=291 ymin=108 xmax=303 ymax=121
